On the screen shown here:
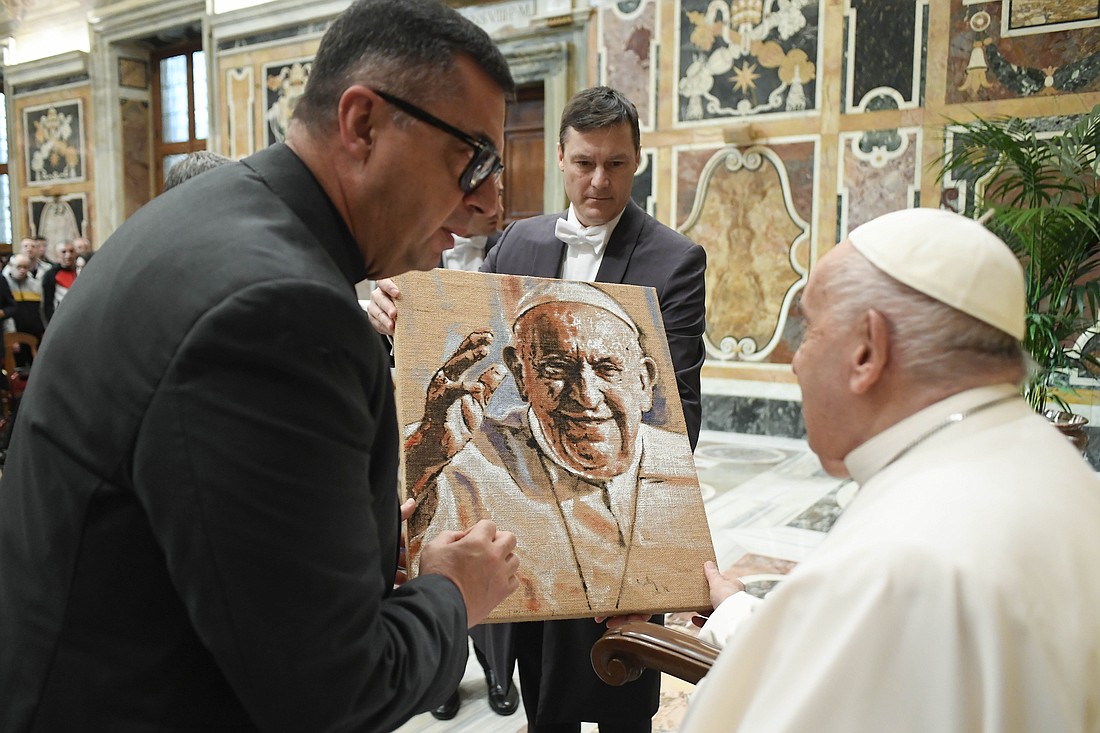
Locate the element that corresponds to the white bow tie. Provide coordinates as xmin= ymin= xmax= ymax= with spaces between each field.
xmin=555 ymin=218 xmax=608 ymax=255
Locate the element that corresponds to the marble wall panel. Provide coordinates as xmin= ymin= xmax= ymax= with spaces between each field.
xmin=837 ymin=127 xmax=921 ymax=237
xmin=263 ymin=59 xmax=311 ymax=146
xmin=1004 ymin=0 xmax=1100 ymax=35
xmin=843 ymin=0 xmax=927 ymax=112
xmin=119 ymin=98 xmax=150 ymax=219
xmin=598 ymin=0 xmax=657 ymax=130
xmin=12 ymin=84 xmax=95 ymax=246
xmin=675 ymin=0 xmax=822 ymax=124
xmin=677 ymin=142 xmax=814 ymax=363
xmin=117 ymin=58 xmax=150 ymax=90
xmin=216 ymin=38 xmax=320 ymax=159
xmin=700 ymin=392 xmax=805 ymax=438
xmin=631 ymin=148 xmax=657 ymax=216
xmin=949 ymin=0 xmax=1100 ymax=103
xmin=225 ymin=67 xmax=254 ymax=160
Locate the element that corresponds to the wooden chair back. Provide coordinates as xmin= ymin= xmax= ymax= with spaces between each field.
xmin=591 ymin=620 xmax=720 ymax=686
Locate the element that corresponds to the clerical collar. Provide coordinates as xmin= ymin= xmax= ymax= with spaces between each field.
xmin=844 ymin=384 xmax=1022 ymax=485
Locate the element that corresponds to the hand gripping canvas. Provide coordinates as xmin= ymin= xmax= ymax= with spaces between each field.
xmin=394 ymin=269 xmax=715 ymax=622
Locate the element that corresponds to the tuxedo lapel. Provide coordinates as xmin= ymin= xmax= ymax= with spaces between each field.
xmin=528 ymin=215 xmax=567 ymax=278
xmin=595 ymin=199 xmax=644 ymax=284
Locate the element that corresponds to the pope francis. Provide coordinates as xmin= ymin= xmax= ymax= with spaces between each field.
xmin=682 ymin=208 xmax=1100 ymax=733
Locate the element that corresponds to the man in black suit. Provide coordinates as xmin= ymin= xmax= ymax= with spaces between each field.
xmin=369 ymin=86 xmax=707 ymax=733
xmin=0 ymin=1 xmax=521 ymax=730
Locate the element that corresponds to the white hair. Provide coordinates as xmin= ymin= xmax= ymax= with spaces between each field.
xmin=825 ymin=249 xmax=1029 ymax=386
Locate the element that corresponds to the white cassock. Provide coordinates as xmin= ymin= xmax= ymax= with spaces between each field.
xmin=682 ymin=384 xmax=1100 ymax=733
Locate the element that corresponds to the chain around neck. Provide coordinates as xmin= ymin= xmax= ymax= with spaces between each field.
xmin=879 ymin=393 xmax=1018 ymax=474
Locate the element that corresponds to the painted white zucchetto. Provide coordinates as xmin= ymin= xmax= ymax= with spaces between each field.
xmin=513 ymin=281 xmax=638 ymax=334
xmin=848 ymin=208 xmax=1026 ymax=340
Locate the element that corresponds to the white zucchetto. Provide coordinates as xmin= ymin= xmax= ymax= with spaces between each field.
xmin=848 ymin=208 xmax=1026 ymax=340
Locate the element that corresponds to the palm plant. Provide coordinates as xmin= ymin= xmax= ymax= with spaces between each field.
xmin=936 ymin=105 xmax=1100 ymax=412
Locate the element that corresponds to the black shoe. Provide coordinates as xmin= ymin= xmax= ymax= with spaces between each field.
xmin=484 ymin=669 xmax=519 ymax=716
xmin=430 ymin=690 xmax=460 ymax=721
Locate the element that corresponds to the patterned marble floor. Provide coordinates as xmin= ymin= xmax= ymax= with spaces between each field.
xmin=395 ymin=430 xmax=849 ymax=733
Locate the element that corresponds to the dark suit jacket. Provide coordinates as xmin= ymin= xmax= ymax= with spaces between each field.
xmin=0 ymin=144 xmax=468 ymax=731
xmin=478 ymin=198 xmax=707 ymax=724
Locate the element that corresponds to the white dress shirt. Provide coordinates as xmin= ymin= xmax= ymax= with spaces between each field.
xmin=556 ymin=205 xmax=625 ymax=282
xmin=442 ymin=234 xmax=489 ymax=272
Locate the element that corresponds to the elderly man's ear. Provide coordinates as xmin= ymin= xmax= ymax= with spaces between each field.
xmin=503 ymin=346 xmax=526 ymax=400
xmin=849 ymin=308 xmax=890 ymax=395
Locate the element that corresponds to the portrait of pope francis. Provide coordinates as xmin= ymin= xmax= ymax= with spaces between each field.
xmin=397 ymin=274 xmax=713 ymax=621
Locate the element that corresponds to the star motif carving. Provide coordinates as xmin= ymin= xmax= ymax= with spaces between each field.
xmin=731 ymin=61 xmax=760 ymax=94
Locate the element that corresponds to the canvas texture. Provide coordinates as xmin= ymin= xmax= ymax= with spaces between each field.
xmin=394 ymin=268 xmax=714 ymax=622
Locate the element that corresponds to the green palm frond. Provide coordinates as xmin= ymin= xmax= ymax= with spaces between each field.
xmin=935 ymin=105 xmax=1100 ymax=412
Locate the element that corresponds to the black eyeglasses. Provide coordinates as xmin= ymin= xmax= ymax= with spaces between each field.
xmin=371 ymin=88 xmax=503 ymax=194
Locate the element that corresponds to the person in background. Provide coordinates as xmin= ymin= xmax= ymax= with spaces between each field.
xmin=33 ymin=236 xmax=52 ymax=271
xmin=40 ymin=239 xmax=78 ymax=326
xmin=163 ymin=150 xmax=235 ymax=192
xmin=441 ymin=183 xmax=503 ymax=272
xmin=72 ymin=237 xmax=94 ymax=262
xmin=9 ymin=238 xmax=49 ymax=280
xmin=0 ymin=253 xmax=33 ymax=465
xmin=0 ymin=1 xmax=521 ymax=730
xmin=2 ymin=253 xmax=45 ymax=358
xmin=680 ymin=208 xmax=1100 ymax=733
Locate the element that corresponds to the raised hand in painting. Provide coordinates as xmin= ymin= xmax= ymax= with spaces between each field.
xmin=405 ymin=330 xmax=509 ymax=538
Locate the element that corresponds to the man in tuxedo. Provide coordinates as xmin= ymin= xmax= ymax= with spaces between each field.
xmin=0 ymin=1 xmax=520 ymax=730
xmin=369 ymin=85 xmax=706 ymax=733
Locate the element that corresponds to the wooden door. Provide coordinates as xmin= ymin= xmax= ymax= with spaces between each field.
xmin=502 ymin=83 xmax=545 ymax=225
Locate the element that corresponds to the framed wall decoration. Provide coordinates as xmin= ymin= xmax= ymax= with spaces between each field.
xmin=28 ymin=193 xmax=87 ymax=256
xmin=23 ymin=99 xmax=86 ymax=186
xmin=393 ymin=268 xmax=715 ymax=622
xmin=118 ymin=57 xmax=150 ymax=90
xmin=263 ymin=58 xmax=312 ymax=146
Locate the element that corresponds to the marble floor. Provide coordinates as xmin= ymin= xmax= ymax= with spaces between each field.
xmin=395 ymin=430 xmax=850 ymax=733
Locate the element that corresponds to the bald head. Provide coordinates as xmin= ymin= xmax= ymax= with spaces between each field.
xmin=9 ymin=254 xmax=32 ymax=280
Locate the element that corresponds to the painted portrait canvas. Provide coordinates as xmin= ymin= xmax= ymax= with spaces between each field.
xmin=393 ymin=268 xmax=715 ymax=622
